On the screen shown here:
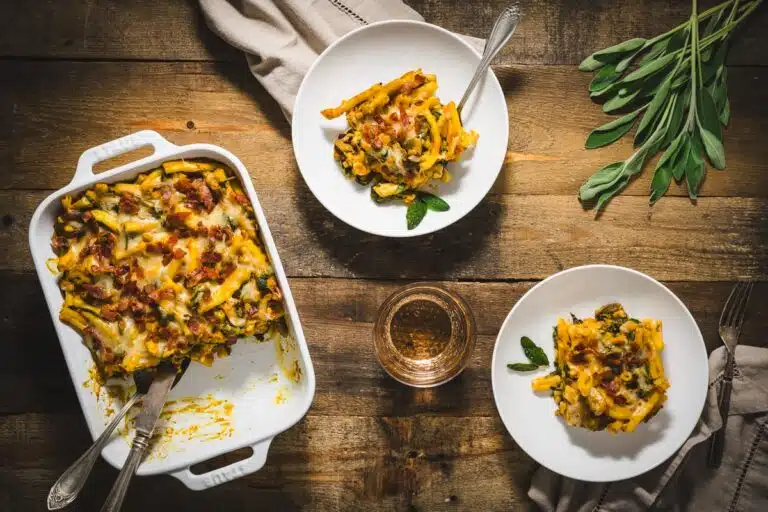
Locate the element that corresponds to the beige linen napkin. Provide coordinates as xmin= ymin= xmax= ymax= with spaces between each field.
xmin=529 ymin=345 xmax=768 ymax=512
xmin=199 ymin=0 xmax=484 ymax=119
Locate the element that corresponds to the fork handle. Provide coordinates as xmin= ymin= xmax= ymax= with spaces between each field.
xmin=707 ymin=354 xmax=735 ymax=468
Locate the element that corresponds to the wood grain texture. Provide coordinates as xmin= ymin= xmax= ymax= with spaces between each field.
xmin=2 ymin=61 xmax=767 ymax=196
xmin=406 ymin=0 xmax=768 ymax=66
xmin=0 ymin=413 xmax=533 ymax=511
xmin=1 ymin=272 xmax=765 ymax=415
xmin=4 ymin=189 xmax=767 ymax=280
xmin=0 ymin=0 xmax=765 ymax=66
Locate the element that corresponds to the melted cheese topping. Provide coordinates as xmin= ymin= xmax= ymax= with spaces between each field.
xmin=321 ymin=69 xmax=479 ymax=204
xmin=52 ymin=160 xmax=286 ymax=378
xmin=531 ymin=303 xmax=670 ymax=433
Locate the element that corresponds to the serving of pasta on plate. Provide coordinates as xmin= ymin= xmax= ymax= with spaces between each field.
xmin=531 ymin=303 xmax=670 ymax=433
xmin=321 ymin=69 xmax=478 ymax=228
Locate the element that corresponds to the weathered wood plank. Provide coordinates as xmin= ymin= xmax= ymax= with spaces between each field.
xmin=0 ymin=0 xmax=237 ymax=61
xmin=407 ymin=0 xmax=768 ymax=66
xmin=3 ymin=189 xmax=766 ymax=280
xmin=2 ymin=61 xmax=767 ymax=197
xmin=2 ymin=272 xmax=765 ymax=414
xmin=0 ymin=413 xmax=534 ymax=511
xmin=0 ymin=0 xmax=765 ymax=66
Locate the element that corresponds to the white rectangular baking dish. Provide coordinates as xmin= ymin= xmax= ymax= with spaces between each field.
xmin=28 ymin=130 xmax=315 ymax=490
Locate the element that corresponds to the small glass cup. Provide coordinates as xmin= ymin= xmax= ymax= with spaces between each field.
xmin=373 ymin=283 xmax=476 ymax=388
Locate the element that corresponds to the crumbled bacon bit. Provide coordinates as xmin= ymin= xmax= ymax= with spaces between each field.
xmin=201 ymin=249 xmax=222 ymax=266
xmin=218 ymin=261 xmax=236 ymax=279
xmin=118 ymin=193 xmax=140 ymax=215
xmin=232 ymin=192 xmax=250 ymax=206
xmin=202 ymin=288 xmax=212 ymax=302
xmin=101 ymin=306 xmax=119 ymax=321
xmin=116 ymin=298 xmax=131 ymax=312
xmin=121 ymin=280 xmax=140 ymax=296
xmin=148 ymin=287 xmax=175 ymax=303
xmin=82 ymin=283 xmax=110 ymax=301
xmin=225 ymin=337 xmax=238 ymax=345
xmin=373 ymin=114 xmax=384 ymax=124
xmin=160 ymin=186 xmax=173 ymax=204
xmin=162 ymin=253 xmax=173 ymax=266
xmin=400 ymin=106 xmax=409 ymax=128
xmin=51 ymin=235 xmax=68 ymax=252
xmin=371 ymin=137 xmax=383 ymax=150
xmin=195 ymin=181 xmax=215 ymax=212
xmin=188 ymin=317 xmax=201 ymax=334
xmin=165 ymin=211 xmax=191 ymax=229
xmin=114 ymin=264 xmax=130 ymax=277
xmin=209 ymin=225 xmax=232 ymax=241
xmin=185 ymin=267 xmax=219 ymax=287
xmin=82 ymin=211 xmax=93 ymax=222
xmin=146 ymin=243 xmax=162 ymax=254
xmin=172 ymin=247 xmax=186 ymax=259
xmin=389 ymin=112 xmax=399 ymax=122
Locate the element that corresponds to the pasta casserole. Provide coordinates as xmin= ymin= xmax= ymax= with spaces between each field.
xmin=50 ymin=159 xmax=285 ymax=378
xmin=531 ymin=304 xmax=670 ymax=433
xmin=321 ymin=69 xmax=478 ymax=204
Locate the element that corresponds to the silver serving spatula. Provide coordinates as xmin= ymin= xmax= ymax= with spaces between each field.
xmin=100 ymin=364 xmax=177 ymax=512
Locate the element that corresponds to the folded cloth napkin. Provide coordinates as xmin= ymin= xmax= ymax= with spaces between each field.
xmin=529 ymin=345 xmax=768 ymax=512
xmin=199 ymin=0 xmax=484 ymax=120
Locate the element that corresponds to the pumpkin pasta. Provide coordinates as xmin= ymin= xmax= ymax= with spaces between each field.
xmin=531 ymin=303 xmax=670 ymax=433
xmin=321 ymin=69 xmax=478 ymax=204
xmin=50 ymin=159 xmax=285 ymax=378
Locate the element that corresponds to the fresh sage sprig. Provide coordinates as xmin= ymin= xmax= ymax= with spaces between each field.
xmin=578 ymin=0 xmax=762 ymax=211
xmin=508 ymin=336 xmax=550 ymax=371
xmin=406 ymin=192 xmax=450 ymax=230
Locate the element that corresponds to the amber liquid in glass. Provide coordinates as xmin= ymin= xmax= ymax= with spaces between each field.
xmin=389 ymin=295 xmax=454 ymax=361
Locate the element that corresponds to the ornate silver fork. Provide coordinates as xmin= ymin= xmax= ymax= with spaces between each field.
xmin=707 ymin=280 xmax=754 ymax=468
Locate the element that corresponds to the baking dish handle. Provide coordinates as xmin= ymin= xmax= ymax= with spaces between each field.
xmin=169 ymin=438 xmax=273 ymax=490
xmin=71 ymin=130 xmax=177 ymax=187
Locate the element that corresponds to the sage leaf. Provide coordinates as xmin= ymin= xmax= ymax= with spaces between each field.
xmin=624 ymin=52 xmax=677 ymax=82
xmin=596 ymin=175 xmax=630 ymax=212
xmin=635 ymin=79 xmax=672 ymax=147
xmin=579 ymin=161 xmax=624 ymax=202
xmin=419 ymin=192 xmax=450 ymax=212
xmin=664 ymin=87 xmax=688 ymax=147
xmin=585 ymin=110 xmax=640 ymax=149
xmin=657 ymin=131 xmax=688 ymax=177
xmin=579 ymin=55 xmax=606 ymax=72
xmin=719 ymin=96 xmax=730 ymax=126
xmin=673 ymin=134 xmax=692 ymax=180
xmin=702 ymin=43 xmax=728 ymax=85
xmin=521 ymin=336 xmax=549 ymax=366
xmin=701 ymin=11 xmax=725 ymax=61
xmin=626 ymin=129 xmax=665 ymax=176
xmin=406 ymin=198 xmax=427 ymax=230
xmin=615 ymin=49 xmax=642 ymax=73
xmin=603 ymin=88 xmax=643 ymax=113
xmin=685 ymin=140 xmax=706 ymax=199
xmin=507 ymin=362 xmax=540 ymax=372
xmin=698 ymin=88 xmax=722 ymax=142
xmin=592 ymin=37 xmax=647 ymax=60
xmin=639 ymin=39 xmax=668 ymax=65
xmin=699 ymin=127 xmax=726 ymax=169
xmin=649 ymin=163 xmax=673 ymax=204
xmin=589 ymin=63 xmax=621 ymax=92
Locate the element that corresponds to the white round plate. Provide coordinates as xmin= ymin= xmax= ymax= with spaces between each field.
xmin=292 ymin=20 xmax=508 ymax=237
xmin=491 ymin=265 xmax=708 ymax=482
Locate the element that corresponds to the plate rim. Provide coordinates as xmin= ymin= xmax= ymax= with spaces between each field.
xmin=291 ymin=18 xmax=508 ymax=238
xmin=490 ymin=264 xmax=709 ymax=482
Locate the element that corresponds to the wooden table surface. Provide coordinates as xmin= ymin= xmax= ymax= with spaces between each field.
xmin=2 ymin=1 xmax=767 ymax=510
